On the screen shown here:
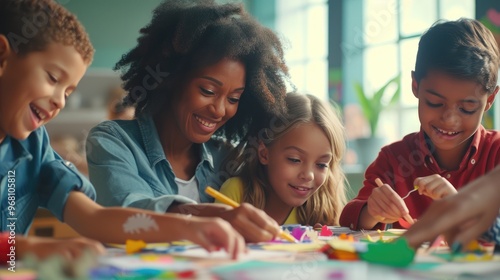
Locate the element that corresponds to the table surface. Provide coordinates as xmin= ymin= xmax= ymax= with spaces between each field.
xmin=6 ymin=233 xmax=500 ymax=280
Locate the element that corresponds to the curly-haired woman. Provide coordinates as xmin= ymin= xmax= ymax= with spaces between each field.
xmin=86 ymin=0 xmax=291 ymax=242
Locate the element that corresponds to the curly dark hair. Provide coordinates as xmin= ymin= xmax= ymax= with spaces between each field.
xmin=115 ymin=0 xmax=290 ymax=140
xmin=0 ymin=0 xmax=94 ymax=64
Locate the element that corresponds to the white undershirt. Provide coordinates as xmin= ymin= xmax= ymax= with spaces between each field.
xmin=175 ymin=176 xmax=200 ymax=203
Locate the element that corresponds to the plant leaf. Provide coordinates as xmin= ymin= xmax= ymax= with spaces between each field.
xmin=388 ymin=75 xmax=401 ymax=105
xmin=354 ymin=82 xmax=374 ymax=122
xmin=353 ymin=73 xmax=401 ymax=137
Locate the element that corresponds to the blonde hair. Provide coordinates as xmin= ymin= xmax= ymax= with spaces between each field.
xmin=229 ymin=93 xmax=347 ymax=225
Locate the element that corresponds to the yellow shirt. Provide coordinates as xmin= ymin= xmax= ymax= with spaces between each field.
xmin=217 ymin=177 xmax=298 ymax=225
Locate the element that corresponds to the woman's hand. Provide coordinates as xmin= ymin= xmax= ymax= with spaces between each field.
xmin=414 ymin=174 xmax=457 ymax=200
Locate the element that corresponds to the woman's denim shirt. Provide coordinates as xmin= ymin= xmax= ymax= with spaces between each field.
xmin=0 ymin=127 xmax=95 ymax=234
xmin=86 ymin=114 xmax=232 ymax=213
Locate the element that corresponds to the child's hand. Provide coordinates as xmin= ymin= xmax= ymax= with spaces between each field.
xmin=366 ymin=179 xmax=413 ymax=225
xmin=414 ymin=174 xmax=457 ymax=200
xmin=219 ymin=203 xmax=281 ymax=243
xmin=17 ymin=236 xmax=105 ymax=260
xmin=404 ymin=166 xmax=500 ymax=248
xmin=185 ymin=216 xmax=245 ymax=259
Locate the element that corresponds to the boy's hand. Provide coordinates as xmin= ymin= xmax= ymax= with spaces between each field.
xmin=365 ymin=179 xmax=413 ymax=227
xmin=218 ymin=203 xmax=281 ymax=243
xmin=17 ymin=236 xmax=105 ymax=260
xmin=404 ymin=167 xmax=500 ymax=248
xmin=185 ymin=217 xmax=245 ymax=259
xmin=414 ymin=174 xmax=457 ymax=200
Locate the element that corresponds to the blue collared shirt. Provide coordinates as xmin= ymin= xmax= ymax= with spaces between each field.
xmin=0 ymin=127 xmax=95 ymax=234
xmin=86 ymin=114 xmax=232 ymax=212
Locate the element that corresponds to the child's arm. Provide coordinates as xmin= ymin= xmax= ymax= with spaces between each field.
xmin=63 ymin=191 xmax=245 ymax=259
xmin=340 ymin=148 xmax=411 ymax=230
xmin=414 ymin=174 xmax=457 ymax=200
xmin=404 ymin=165 xmax=500 ymax=248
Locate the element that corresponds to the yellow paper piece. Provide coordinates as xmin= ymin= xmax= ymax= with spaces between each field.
xmin=261 ymin=243 xmax=324 ymax=252
xmin=125 ymin=239 xmax=147 ymax=254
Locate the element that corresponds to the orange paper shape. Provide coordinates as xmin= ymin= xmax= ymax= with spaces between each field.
xmin=319 ymin=243 xmax=359 ymax=261
xmin=125 ymin=239 xmax=147 ymax=254
xmin=398 ymin=217 xmax=412 ymax=229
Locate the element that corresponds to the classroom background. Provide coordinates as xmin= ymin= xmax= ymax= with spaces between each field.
xmin=31 ymin=0 xmax=500 ymax=238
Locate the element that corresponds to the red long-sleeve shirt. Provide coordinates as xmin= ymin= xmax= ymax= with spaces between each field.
xmin=340 ymin=126 xmax=500 ymax=230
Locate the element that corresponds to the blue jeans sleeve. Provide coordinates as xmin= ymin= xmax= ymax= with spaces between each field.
xmin=38 ymin=160 xmax=96 ymax=222
xmin=86 ymin=121 xmax=196 ymax=213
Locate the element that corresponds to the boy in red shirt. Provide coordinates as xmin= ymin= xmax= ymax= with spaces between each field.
xmin=340 ymin=18 xmax=500 ymax=231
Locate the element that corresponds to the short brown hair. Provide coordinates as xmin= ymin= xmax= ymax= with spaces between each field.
xmin=0 ymin=0 xmax=94 ymax=64
xmin=414 ymin=18 xmax=499 ymax=94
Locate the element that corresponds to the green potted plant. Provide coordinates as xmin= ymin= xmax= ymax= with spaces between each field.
xmin=353 ymin=74 xmax=401 ymax=167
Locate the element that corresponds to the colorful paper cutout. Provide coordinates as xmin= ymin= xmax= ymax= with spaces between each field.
xmin=125 ymin=239 xmax=147 ymax=254
xmin=359 ymin=238 xmax=415 ymax=267
xmin=319 ymin=225 xmax=333 ymax=236
xmin=291 ymin=227 xmax=307 ymax=241
xmin=398 ymin=217 xmax=412 ymax=229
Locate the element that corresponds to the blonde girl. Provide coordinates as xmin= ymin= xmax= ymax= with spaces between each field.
xmin=219 ymin=93 xmax=347 ymax=225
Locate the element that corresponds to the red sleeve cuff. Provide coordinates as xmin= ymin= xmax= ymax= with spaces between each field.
xmin=0 ymin=231 xmax=13 ymax=264
xmin=340 ymin=201 xmax=388 ymax=231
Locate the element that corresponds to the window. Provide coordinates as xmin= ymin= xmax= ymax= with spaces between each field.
xmin=249 ymin=0 xmax=478 ymax=167
xmin=342 ymin=0 xmax=474 ymax=165
xmin=275 ymin=0 xmax=329 ymax=100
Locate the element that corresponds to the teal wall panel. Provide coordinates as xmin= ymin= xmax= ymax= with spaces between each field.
xmin=63 ymin=1 xmax=265 ymax=69
xmin=63 ymin=0 xmax=168 ymax=69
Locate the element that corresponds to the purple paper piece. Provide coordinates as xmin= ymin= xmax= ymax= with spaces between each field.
xmin=291 ymin=227 xmax=306 ymax=240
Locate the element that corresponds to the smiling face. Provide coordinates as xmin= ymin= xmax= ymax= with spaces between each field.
xmin=166 ymin=58 xmax=245 ymax=144
xmin=412 ymin=70 xmax=497 ymax=158
xmin=258 ymin=122 xmax=332 ymax=208
xmin=0 ymin=36 xmax=87 ymax=143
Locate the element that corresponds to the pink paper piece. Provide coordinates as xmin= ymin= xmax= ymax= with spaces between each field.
xmin=429 ymin=235 xmax=445 ymax=249
xmin=319 ymin=225 xmax=333 ymax=236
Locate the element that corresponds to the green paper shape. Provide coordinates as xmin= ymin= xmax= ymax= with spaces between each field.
xmin=359 ymin=238 xmax=415 ymax=267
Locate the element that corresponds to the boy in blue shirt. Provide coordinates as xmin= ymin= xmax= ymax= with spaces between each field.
xmin=0 ymin=0 xmax=246 ymax=262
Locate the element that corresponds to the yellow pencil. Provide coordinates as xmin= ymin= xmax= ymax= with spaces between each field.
xmin=205 ymin=186 xmax=299 ymax=243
